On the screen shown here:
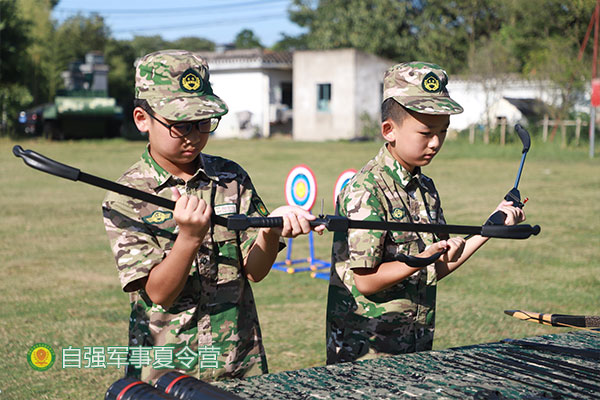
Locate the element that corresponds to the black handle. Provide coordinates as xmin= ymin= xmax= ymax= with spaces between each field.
xmin=13 ymin=145 xmax=81 ymax=181
xmin=396 ymin=251 xmax=444 ymax=268
xmin=515 ymin=124 xmax=530 ymax=153
xmin=481 ymin=224 xmax=540 ymax=239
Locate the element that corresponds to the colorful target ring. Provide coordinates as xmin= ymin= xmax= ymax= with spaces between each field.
xmin=333 ymin=169 xmax=357 ymax=207
xmin=285 ymin=165 xmax=317 ymax=211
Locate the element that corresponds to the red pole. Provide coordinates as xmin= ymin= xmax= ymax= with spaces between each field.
xmin=579 ymin=3 xmax=598 ymax=60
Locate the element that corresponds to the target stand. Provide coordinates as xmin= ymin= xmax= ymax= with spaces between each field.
xmin=272 ymin=165 xmax=330 ymax=275
xmin=309 ymin=169 xmax=357 ymax=281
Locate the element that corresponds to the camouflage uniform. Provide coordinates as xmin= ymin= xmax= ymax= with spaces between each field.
xmin=326 ymin=62 xmax=463 ymax=364
xmin=102 ymin=50 xmax=278 ymax=383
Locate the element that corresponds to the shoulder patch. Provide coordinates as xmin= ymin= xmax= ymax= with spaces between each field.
xmin=391 ymin=207 xmax=405 ymax=220
xmin=254 ymin=198 xmax=269 ymax=217
xmin=142 ymin=210 xmax=173 ymax=224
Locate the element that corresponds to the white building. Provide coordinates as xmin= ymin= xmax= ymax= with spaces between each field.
xmin=447 ymin=78 xmax=559 ymax=131
xmin=292 ymin=49 xmax=393 ymax=141
xmin=199 ymin=48 xmax=577 ymax=140
xmin=200 ymin=48 xmax=293 ymax=138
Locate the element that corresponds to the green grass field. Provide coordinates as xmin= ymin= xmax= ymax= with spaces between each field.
xmin=1 ymin=135 xmax=598 ymax=399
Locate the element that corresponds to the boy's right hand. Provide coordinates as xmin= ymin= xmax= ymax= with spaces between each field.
xmin=171 ymin=187 xmax=212 ymax=245
xmin=421 ymin=237 xmax=465 ymax=264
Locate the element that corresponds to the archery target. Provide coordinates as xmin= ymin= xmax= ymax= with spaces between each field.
xmin=333 ymin=169 xmax=356 ymax=206
xmin=285 ymin=165 xmax=317 ymax=211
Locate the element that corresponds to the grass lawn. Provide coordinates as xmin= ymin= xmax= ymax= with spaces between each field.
xmin=1 ymin=134 xmax=598 ymax=399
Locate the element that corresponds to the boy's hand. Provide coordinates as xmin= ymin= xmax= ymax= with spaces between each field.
xmin=492 ymin=200 xmax=526 ymax=226
xmin=422 ymin=237 xmax=465 ymax=264
xmin=265 ymin=205 xmax=326 ymax=238
xmin=171 ymin=187 xmax=212 ymax=245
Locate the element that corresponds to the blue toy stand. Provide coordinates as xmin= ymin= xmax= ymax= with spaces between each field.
xmin=272 ymin=230 xmax=330 ymax=275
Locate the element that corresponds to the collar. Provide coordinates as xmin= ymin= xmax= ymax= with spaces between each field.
xmin=141 ymin=145 xmax=220 ymax=191
xmin=375 ymin=144 xmax=422 ymax=190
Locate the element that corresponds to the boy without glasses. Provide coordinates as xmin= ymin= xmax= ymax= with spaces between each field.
xmin=326 ymin=62 xmax=525 ymax=364
xmin=103 ymin=50 xmax=322 ymax=383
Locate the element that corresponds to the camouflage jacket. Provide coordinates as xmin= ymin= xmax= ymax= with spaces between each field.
xmin=326 ymin=144 xmax=447 ymax=364
xmin=102 ymin=147 xmax=274 ymax=383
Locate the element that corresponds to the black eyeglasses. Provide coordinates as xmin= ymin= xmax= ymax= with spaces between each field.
xmin=147 ymin=112 xmax=220 ymax=138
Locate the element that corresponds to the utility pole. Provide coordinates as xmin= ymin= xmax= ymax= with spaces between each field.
xmin=579 ymin=0 xmax=600 ymax=158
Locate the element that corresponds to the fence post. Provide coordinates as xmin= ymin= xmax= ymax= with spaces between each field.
xmin=575 ymin=118 xmax=581 ymax=146
xmin=500 ymin=118 xmax=506 ymax=146
xmin=543 ymin=114 xmax=549 ymax=142
xmin=469 ymin=124 xmax=475 ymax=144
xmin=561 ymin=122 xmax=567 ymax=148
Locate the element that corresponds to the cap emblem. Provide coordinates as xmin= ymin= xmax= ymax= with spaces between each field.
xmin=422 ymin=72 xmax=441 ymax=93
xmin=180 ymin=68 xmax=203 ymax=93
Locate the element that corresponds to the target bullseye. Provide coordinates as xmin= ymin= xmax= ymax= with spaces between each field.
xmin=285 ymin=165 xmax=317 ymax=211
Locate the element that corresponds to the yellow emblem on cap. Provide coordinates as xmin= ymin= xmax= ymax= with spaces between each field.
xmin=180 ymin=68 xmax=203 ymax=93
xmin=143 ymin=210 xmax=173 ymax=224
xmin=422 ymin=72 xmax=441 ymax=93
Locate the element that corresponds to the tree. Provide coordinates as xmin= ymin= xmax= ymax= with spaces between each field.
xmin=105 ymin=39 xmax=136 ymax=103
xmin=17 ymin=0 xmax=56 ymax=104
xmin=467 ymin=33 xmax=521 ymax=142
xmin=170 ymin=36 xmax=215 ymax=52
xmin=130 ymin=35 xmax=169 ymax=58
xmin=414 ymin=0 xmax=504 ymax=73
xmin=496 ymin=0 xmax=595 ymax=72
xmin=272 ymin=33 xmax=308 ymax=52
xmin=289 ymin=0 xmax=419 ymax=61
xmin=234 ymin=29 xmax=263 ymax=49
xmin=54 ymin=13 xmax=110 ymax=66
xmin=51 ymin=13 xmax=111 ymax=96
xmin=0 ymin=0 xmax=33 ymax=135
xmin=525 ymin=36 xmax=589 ymax=121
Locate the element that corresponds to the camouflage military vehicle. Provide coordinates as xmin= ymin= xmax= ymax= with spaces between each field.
xmin=42 ymin=52 xmax=123 ymax=140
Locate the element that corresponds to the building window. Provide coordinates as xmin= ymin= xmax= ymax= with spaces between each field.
xmin=281 ymin=82 xmax=292 ymax=108
xmin=317 ymin=83 xmax=331 ymax=112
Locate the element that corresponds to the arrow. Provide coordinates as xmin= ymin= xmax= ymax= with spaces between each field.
xmin=504 ymin=309 xmax=600 ymax=330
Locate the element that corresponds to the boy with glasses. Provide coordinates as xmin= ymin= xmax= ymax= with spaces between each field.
xmin=102 ymin=50 xmax=322 ymax=383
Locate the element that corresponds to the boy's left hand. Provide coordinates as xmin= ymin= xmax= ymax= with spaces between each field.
xmin=492 ymin=200 xmax=526 ymax=226
xmin=265 ymin=205 xmax=326 ymax=238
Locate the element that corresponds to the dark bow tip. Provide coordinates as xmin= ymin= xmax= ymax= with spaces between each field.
xmin=12 ymin=145 xmax=24 ymax=158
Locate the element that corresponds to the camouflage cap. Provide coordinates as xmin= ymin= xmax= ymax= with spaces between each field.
xmin=383 ymin=61 xmax=463 ymax=115
xmin=135 ymin=49 xmax=228 ymax=121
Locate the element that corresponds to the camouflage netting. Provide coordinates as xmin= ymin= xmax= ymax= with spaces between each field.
xmin=213 ymin=331 xmax=600 ymax=399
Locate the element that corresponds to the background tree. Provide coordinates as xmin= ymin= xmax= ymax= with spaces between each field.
xmin=271 ymin=32 xmax=308 ymax=52
xmin=17 ymin=0 xmax=57 ymax=104
xmin=289 ymin=0 xmax=419 ymax=61
xmin=415 ymin=0 xmax=504 ymax=73
xmin=129 ymin=35 xmax=169 ymax=58
xmin=234 ymin=28 xmax=264 ymax=49
xmin=467 ymin=33 xmax=521 ymax=142
xmin=170 ymin=36 xmax=215 ymax=52
xmin=0 ymin=0 xmax=33 ymax=135
xmin=525 ymin=36 xmax=589 ymax=122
